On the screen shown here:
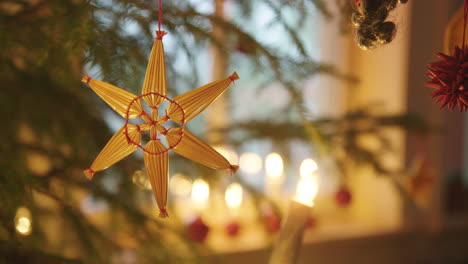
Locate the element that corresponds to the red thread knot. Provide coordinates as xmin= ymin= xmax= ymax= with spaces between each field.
xmin=160 ymin=126 xmax=173 ymax=136
xmin=84 ymin=168 xmax=96 ymax=180
xmin=82 ymin=75 xmax=92 ymax=84
xmin=229 ymin=165 xmax=239 ymax=175
xmin=156 ymin=31 xmax=167 ymax=40
xmin=229 ymin=72 xmax=240 ymax=83
xmin=160 ymin=129 xmax=168 ymax=136
xmin=159 ymin=208 xmax=169 ymax=218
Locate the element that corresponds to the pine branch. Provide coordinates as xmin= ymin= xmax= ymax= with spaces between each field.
xmin=0 ymin=240 xmax=83 ymax=264
xmin=309 ymin=0 xmax=332 ymax=19
xmin=263 ymin=0 xmax=309 ymax=57
xmin=0 ymin=0 xmax=384 ymax=262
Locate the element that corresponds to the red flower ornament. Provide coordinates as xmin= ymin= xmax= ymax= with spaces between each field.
xmin=425 ymin=46 xmax=468 ymax=111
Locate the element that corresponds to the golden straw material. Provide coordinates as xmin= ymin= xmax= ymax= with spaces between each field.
xmin=84 ymin=125 xmax=141 ymax=179
xmin=167 ymin=128 xmax=238 ymax=173
xmin=83 ymin=30 xmax=240 ymax=217
xmin=82 ymin=76 xmax=143 ymax=119
xmin=142 ymin=31 xmax=167 ymax=107
xmin=167 ymin=72 xmax=239 ymax=123
xmin=144 ymin=140 xmax=169 ymax=218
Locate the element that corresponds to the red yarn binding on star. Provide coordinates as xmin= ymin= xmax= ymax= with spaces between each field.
xmin=229 ymin=76 xmax=237 ymax=83
xmin=123 ymin=92 xmax=186 ymax=155
xmin=229 ymin=165 xmax=239 ymax=176
xmin=159 ymin=207 xmax=169 ymax=218
xmin=156 ymin=31 xmax=167 ymax=40
xmin=84 ymin=168 xmax=95 ymax=179
xmin=84 ymin=76 xmax=92 ymax=84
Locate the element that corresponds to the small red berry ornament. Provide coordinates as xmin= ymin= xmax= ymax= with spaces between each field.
xmin=335 ymin=186 xmax=352 ymax=207
xmin=187 ymin=217 xmax=210 ymax=243
xmin=235 ymin=42 xmax=249 ymax=54
xmin=425 ymin=47 xmax=468 ymax=111
xmin=306 ymin=215 xmax=318 ymax=229
xmin=262 ymin=211 xmax=281 ymax=233
xmin=225 ymin=221 xmax=240 ymax=237
xmin=410 ymin=157 xmax=434 ymax=195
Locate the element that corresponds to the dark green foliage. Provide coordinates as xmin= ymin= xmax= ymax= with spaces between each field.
xmin=0 ymin=0 xmax=340 ymax=263
xmin=0 ymin=0 xmax=426 ymax=263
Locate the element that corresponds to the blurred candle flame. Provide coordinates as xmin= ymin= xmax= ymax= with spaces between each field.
xmin=265 ymin=152 xmax=284 ymax=183
xmin=299 ymin=159 xmax=318 ymax=178
xmin=191 ymin=179 xmax=210 ymax=210
xmin=225 ymin=183 xmax=243 ymax=209
xmin=293 ymin=174 xmax=319 ymax=207
xmin=15 ymin=207 xmax=32 ymax=235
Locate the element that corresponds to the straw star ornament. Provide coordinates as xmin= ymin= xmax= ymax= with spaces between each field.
xmin=82 ymin=30 xmax=239 ymax=218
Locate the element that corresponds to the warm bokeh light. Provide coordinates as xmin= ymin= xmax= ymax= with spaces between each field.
xmin=265 ymin=152 xmax=283 ymax=181
xmin=170 ymin=173 xmax=192 ymax=197
xmin=293 ymin=174 xmax=319 ymax=207
xmin=16 ymin=217 xmax=32 ymax=235
xmin=132 ymin=170 xmax=151 ymax=190
xmin=15 ymin=207 xmax=32 ymax=235
xmin=214 ymin=145 xmax=239 ymax=165
xmin=191 ymin=179 xmax=210 ymax=209
xmin=239 ymin=152 xmax=262 ymax=174
xmin=299 ymin=159 xmax=318 ymax=178
xmin=225 ymin=183 xmax=243 ymax=209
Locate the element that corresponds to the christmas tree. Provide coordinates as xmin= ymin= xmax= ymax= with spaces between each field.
xmin=1 ymin=0 xmax=448 ymax=263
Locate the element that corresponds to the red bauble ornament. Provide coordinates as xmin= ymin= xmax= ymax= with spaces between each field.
xmin=225 ymin=221 xmax=241 ymax=237
xmin=410 ymin=157 xmax=434 ymax=195
xmin=262 ymin=211 xmax=281 ymax=233
xmin=425 ymin=46 xmax=468 ymax=112
xmin=235 ymin=42 xmax=249 ymax=54
xmin=335 ymin=187 xmax=352 ymax=207
xmin=187 ymin=217 xmax=210 ymax=243
xmin=306 ymin=215 xmax=318 ymax=229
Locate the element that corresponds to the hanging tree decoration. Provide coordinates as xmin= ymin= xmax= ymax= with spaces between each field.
xmin=351 ymin=0 xmax=409 ymax=50
xmin=424 ymin=0 xmax=468 ymax=112
xmin=82 ymin=0 xmax=239 ymax=218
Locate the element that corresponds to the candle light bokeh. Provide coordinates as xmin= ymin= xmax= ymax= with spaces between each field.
xmin=265 ymin=152 xmax=284 ymax=183
xmin=225 ymin=183 xmax=243 ymax=210
xmin=192 ymin=179 xmax=210 ymax=211
xmin=239 ymin=152 xmax=263 ymax=174
xmin=15 ymin=206 xmax=32 ymax=236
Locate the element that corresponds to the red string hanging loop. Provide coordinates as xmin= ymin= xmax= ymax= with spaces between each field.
xmin=158 ymin=0 xmax=163 ymax=31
